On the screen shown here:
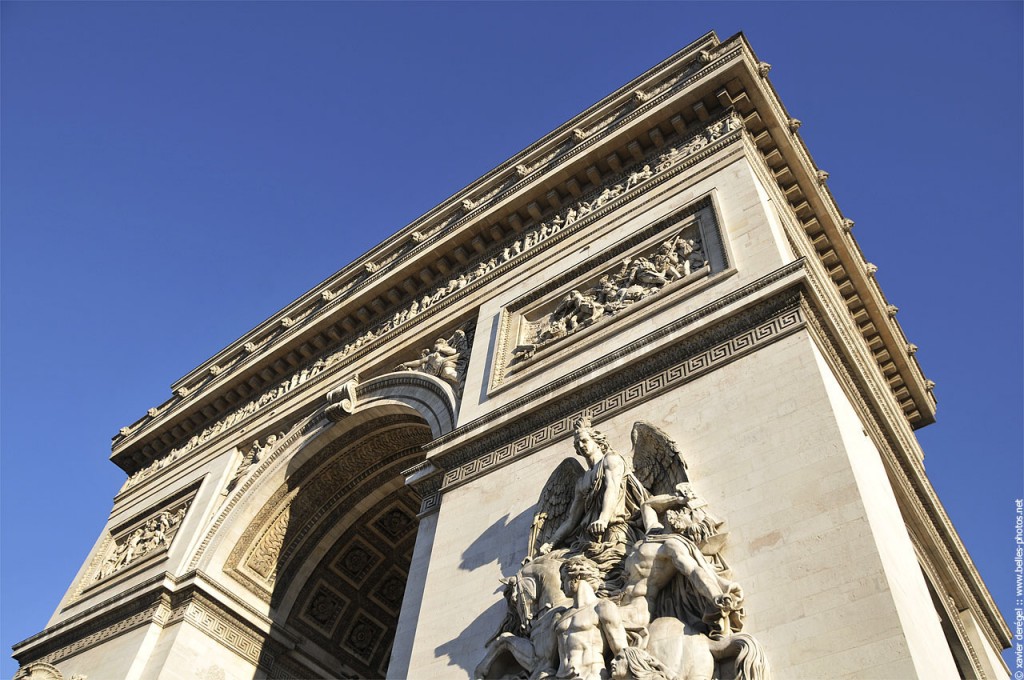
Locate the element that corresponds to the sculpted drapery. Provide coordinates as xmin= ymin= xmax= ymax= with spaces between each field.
xmin=477 ymin=418 xmax=769 ymax=680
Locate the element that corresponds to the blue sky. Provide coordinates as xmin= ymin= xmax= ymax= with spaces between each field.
xmin=2 ymin=2 xmax=1021 ymax=675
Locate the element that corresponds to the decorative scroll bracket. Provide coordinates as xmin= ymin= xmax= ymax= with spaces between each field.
xmin=323 ymin=372 xmax=458 ymax=439
xmin=325 ymin=374 xmax=361 ymax=422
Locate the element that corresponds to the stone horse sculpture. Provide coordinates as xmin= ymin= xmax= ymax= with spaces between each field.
xmin=476 ymin=554 xmax=568 ymax=680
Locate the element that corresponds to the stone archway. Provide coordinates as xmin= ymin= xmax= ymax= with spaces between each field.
xmin=217 ymin=409 xmax=433 ymax=678
xmin=175 ymin=371 xmax=463 ymax=678
xmin=281 ymin=482 xmax=422 ymax=678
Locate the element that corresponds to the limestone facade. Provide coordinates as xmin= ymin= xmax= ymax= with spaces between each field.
xmin=12 ymin=31 xmax=1010 ymax=680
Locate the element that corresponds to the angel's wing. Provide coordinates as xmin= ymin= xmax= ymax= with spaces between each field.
xmin=448 ymin=329 xmax=469 ymax=354
xmin=630 ymin=421 xmax=689 ymax=497
xmin=528 ymin=457 xmax=585 ymax=558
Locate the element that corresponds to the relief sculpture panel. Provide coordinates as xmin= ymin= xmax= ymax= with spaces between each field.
xmin=395 ymin=324 xmax=474 ymax=398
xmin=91 ymin=496 xmax=192 ymax=584
xmin=477 ymin=417 xmax=769 ymax=680
xmin=513 ymin=229 xmax=708 ymax=364
xmin=493 ymin=198 xmax=727 ymax=390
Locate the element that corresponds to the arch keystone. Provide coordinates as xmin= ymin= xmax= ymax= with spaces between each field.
xmin=324 ymin=371 xmax=458 ymax=438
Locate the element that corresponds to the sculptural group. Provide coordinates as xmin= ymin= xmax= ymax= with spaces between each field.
xmin=477 ymin=418 xmax=769 ymax=680
xmin=396 ymin=329 xmax=471 ymax=391
xmin=95 ymin=505 xmax=188 ymax=581
xmin=516 ymin=233 xmax=707 ymax=361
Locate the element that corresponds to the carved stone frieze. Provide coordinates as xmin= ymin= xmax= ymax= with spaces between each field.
xmin=121 ymin=360 xmax=330 ymax=492
xmin=477 ymin=418 xmax=769 ymax=680
xmin=119 ymin=111 xmax=744 ymax=486
xmin=490 ymin=190 xmax=727 ymax=391
xmin=93 ymin=498 xmax=191 ymax=583
xmin=509 ymin=226 xmax=708 ymax=368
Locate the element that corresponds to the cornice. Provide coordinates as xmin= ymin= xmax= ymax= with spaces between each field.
xmin=110 ymin=32 xmax=726 ymax=451
xmin=111 ymin=107 xmax=747 ymax=474
xmin=722 ymin=36 xmax=935 ymax=427
xmin=110 ymin=30 xmax=935 ymax=485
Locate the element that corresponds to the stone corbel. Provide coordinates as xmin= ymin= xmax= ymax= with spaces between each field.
xmin=324 ymin=375 xmax=360 ymax=422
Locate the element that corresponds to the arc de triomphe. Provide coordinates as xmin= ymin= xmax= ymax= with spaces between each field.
xmin=13 ymin=31 xmax=1009 ymax=680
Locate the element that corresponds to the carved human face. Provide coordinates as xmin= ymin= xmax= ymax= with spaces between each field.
xmin=610 ymin=654 xmax=627 ymax=679
xmin=574 ymin=430 xmax=601 ymax=460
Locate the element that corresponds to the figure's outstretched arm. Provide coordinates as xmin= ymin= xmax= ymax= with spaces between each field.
xmin=665 ymin=540 xmax=720 ymax=604
xmin=640 ymin=493 xmax=687 ymax=533
xmin=595 ymin=600 xmax=629 ymax=656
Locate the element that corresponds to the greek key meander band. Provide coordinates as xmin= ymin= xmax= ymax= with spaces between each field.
xmin=35 ymin=594 xmax=274 ymax=671
xmin=430 ymin=303 xmax=804 ymax=511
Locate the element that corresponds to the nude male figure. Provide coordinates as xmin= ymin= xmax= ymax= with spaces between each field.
xmin=615 ymin=528 xmax=744 ymax=639
xmin=555 ymin=558 xmax=627 ymax=679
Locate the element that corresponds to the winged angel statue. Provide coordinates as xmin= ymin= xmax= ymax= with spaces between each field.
xmin=477 ymin=418 xmax=769 ymax=680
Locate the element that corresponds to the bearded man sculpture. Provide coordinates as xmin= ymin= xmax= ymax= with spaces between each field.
xmin=477 ymin=418 xmax=770 ymax=680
